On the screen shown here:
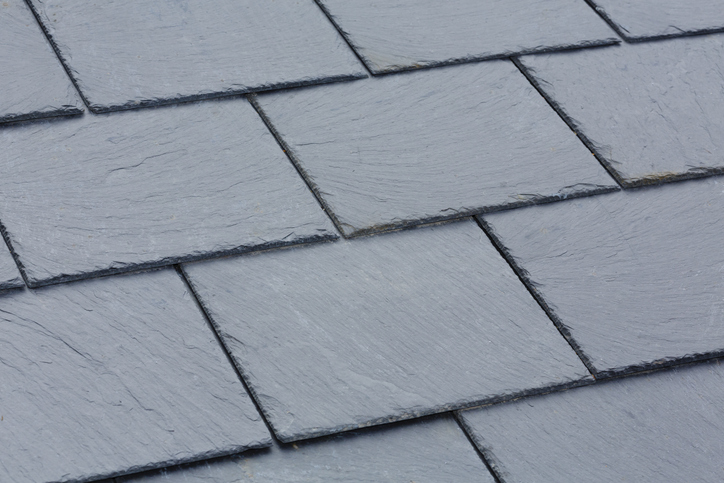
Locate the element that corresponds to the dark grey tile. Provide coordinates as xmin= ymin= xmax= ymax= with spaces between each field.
xmin=459 ymin=360 xmax=724 ymax=483
xmin=0 ymin=240 xmax=23 ymax=290
xmin=183 ymin=219 xmax=591 ymax=443
xmin=588 ymin=0 xmax=724 ymax=40
xmin=518 ymin=36 xmax=724 ymax=187
xmin=0 ymin=98 xmax=336 ymax=288
xmin=480 ymin=176 xmax=724 ymax=377
xmin=253 ymin=61 xmax=618 ymax=238
xmin=117 ymin=415 xmax=494 ymax=483
xmin=316 ymin=0 xmax=618 ymax=74
xmin=0 ymin=268 xmax=270 ymax=483
xmin=26 ymin=0 xmax=365 ymax=113
xmin=0 ymin=0 xmax=82 ymax=124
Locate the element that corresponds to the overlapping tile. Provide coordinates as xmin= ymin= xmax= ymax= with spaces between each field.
xmin=0 ymin=240 xmax=23 ymax=290
xmin=25 ymin=0 xmax=366 ymax=113
xmin=118 ymin=415 xmax=494 ymax=483
xmin=0 ymin=97 xmax=336 ymax=287
xmin=587 ymin=0 xmax=724 ymax=41
xmin=518 ymin=35 xmax=724 ymax=187
xmin=183 ymin=219 xmax=591 ymax=442
xmin=0 ymin=268 xmax=270 ymax=483
xmin=480 ymin=176 xmax=724 ymax=377
xmin=0 ymin=0 xmax=82 ymax=124
xmin=253 ymin=61 xmax=618 ymax=237
xmin=315 ymin=0 xmax=618 ymax=74
xmin=459 ymin=360 xmax=724 ymax=483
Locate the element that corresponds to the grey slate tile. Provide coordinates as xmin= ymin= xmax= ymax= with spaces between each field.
xmin=587 ymin=0 xmax=724 ymax=41
xmin=0 ymin=0 xmax=82 ymax=124
xmin=459 ymin=360 xmax=724 ymax=483
xmin=0 ymin=268 xmax=270 ymax=483
xmin=25 ymin=0 xmax=366 ymax=113
xmin=117 ymin=415 xmax=495 ymax=483
xmin=517 ymin=36 xmax=724 ymax=187
xmin=252 ymin=61 xmax=618 ymax=238
xmin=316 ymin=0 xmax=619 ymax=74
xmin=0 ymin=98 xmax=336 ymax=288
xmin=183 ymin=219 xmax=591 ymax=443
xmin=0 ymin=239 xmax=23 ymax=290
xmin=480 ymin=176 xmax=724 ymax=377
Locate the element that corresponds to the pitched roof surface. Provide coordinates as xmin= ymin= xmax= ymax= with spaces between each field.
xmin=1 ymin=1 xmax=724 ymax=482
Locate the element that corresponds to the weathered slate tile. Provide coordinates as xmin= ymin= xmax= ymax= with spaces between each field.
xmin=518 ymin=36 xmax=724 ymax=187
xmin=480 ymin=176 xmax=724 ymax=377
xmin=0 ymin=268 xmax=270 ymax=483
xmin=459 ymin=360 xmax=724 ymax=483
xmin=0 ymin=98 xmax=336 ymax=288
xmin=118 ymin=415 xmax=494 ymax=483
xmin=183 ymin=219 xmax=591 ymax=443
xmin=588 ymin=0 xmax=724 ymax=41
xmin=0 ymin=240 xmax=23 ymax=290
xmin=253 ymin=61 xmax=618 ymax=237
xmin=0 ymin=0 xmax=82 ymax=124
xmin=25 ymin=0 xmax=365 ymax=113
xmin=316 ymin=0 xmax=618 ymax=74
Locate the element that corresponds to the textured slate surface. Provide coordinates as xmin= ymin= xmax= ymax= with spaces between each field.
xmin=253 ymin=60 xmax=618 ymax=237
xmin=183 ymin=219 xmax=591 ymax=442
xmin=459 ymin=360 xmax=724 ymax=483
xmin=0 ymin=239 xmax=23 ymax=290
xmin=0 ymin=269 xmax=270 ymax=483
xmin=118 ymin=415 xmax=494 ymax=483
xmin=480 ymin=176 xmax=724 ymax=377
xmin=588 ymin=0 xmax=724 ymax=41
xmin=316 ymin=0 xmax=618 ymax=74
xmin=26 ymin=0 xmax=366 ymax=113
xmin=0 ymin=98 xmax=336 ymax=287
xmin=0 ymin=0 xmax=82 ymax=124
xmin=518 ymin=36 xmax=724 ymax=187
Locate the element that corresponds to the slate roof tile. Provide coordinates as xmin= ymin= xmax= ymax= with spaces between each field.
xmin=183 ymin=219 xmax=590 ymax=442
xmin=480 ymin=176 xmax=724 ymax=377
xmin=253 ymin=60 xmax=618 ymax=237
xmin=0 ymin=268 xmax=270 ymax=483
xmin=316 ymin=0 xmax=619 ymax=73
xmin=0 ymin=239 xmax=24 ymax=290
xmin=517 ymin=35 xmax=724 ymax=186
xmin=0 ymin=97 xmax=336 ymax=287
xmin=0 ymin=0 xmax=82 ymax=124
xmin=26 ymin=0 xmax=366 ymax=113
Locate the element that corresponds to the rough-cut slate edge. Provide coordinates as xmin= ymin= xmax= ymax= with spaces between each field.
xmin=249 ymin=94 xmax=620 ymax=239
xmin=583 ymin=0 xmax=724 ymax=42
xmin=0 ymin=221 xmax=26 ymax=290
xmin=512 ymin=55 xmax=724 ymax=188
xmin=313 ymin=0 xmax=620 ymax=75
xmin=180 ymin=251 xmax=595 ymax=444
xmin=0 ymin=105 xmax=84 ymax=126
xmin=23 ymin=1 xmax=367 ymax=114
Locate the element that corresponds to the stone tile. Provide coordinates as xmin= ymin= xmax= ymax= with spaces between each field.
xmin=480 ymin=176 xmax=724 ymax=377
xmin=25 ymin=0 xmax=366 ymax=113
xmin=588 ymin=0 xmax=724 ymax=40
xmin=0 ymin=240 xmax=23 ymax=290
xmin=0 ymin=268 xmax=270 ymax=483
xmin=183 ymin=219 xmax=591 ymax=443
xmin=252 ymin=61 xmax=618 ymax=237
xmin=518 ymin=36 xmax=724 ymax=187
xmin=117 ymin=415 xmax=495 ymax=483
xmin=459 ymin=359 xmax=724 ymax=483
xmin=0 ymin=0 xmax=82 ymax=124
xmin=0 ymin=98 xmax=336 ymax=288
xmin=316 ymin=0 xmax=618 ymax=73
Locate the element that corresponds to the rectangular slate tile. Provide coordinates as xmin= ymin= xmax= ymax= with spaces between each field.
xmin=0 ymin=98 xmax=336 ymax=287
xmin=0 ymin=268 xmax=270 ymax=483
xmin=587 ymin=0 xmax=724 ymax=41
xmin=252 ymin=61 xmax=618 ymax=238
xmin=0 ymin=239 xmax=23 ymax=290
xmin=26 ymin=0 xmax=366 ymax=113
xmin=517 ymin=36 xmax=724 ymax=187
xmin=117 ymin=415 xmax=495 ymax=483
xmin=0 ymin=0 xmax=82 ymax=124
xmin=459 ymin=360 xmax=724 ymax=483
xmin=316 ymin=0 xmax=618 ymax=74
xmin=183 ymin=219 xmax=591 ymax=443
xmin=480 ymin=176 xmax=724 ymax=377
